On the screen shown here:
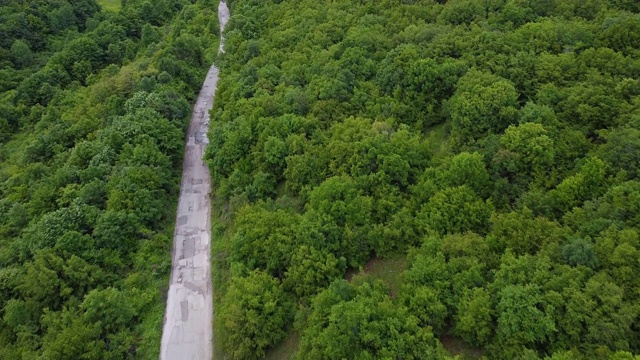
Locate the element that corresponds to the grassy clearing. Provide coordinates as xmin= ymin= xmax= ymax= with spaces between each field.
xmin=347 ymin=254 xmax=409 ymax=296
xmin=266 ymin=331 xmax=300 ymax=360
xmin=425 ymin=121 xmax=452 ymax=162
xmin=362 ymin=255 xmax=409 ymax=294
xmin=97 ymin=0 xmax=121 ymax=12
xmin=440 ymin=334 xmax=484 ymax=359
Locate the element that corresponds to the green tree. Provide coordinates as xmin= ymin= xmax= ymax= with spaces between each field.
xmin=600 ymin=128 xmax=640 ymax=180
xmin=439 ymin=152 xmax=491 ymax=196
xmin=231 ymin=204 xmax=299 ymax=277
xmin=10 ymin=40 xmax=33 ymax=68
xmin=220 ymin=271 xmax=293 ymax=360
xmin=562 ymin=237 xmax=598 ymax=268
xmin=548 ymin=157 xmax=607 ymax=216
xmin=597 ymin=14 xmax=640 ymax=56
xmin=81 ymin=287 xmax=136 ymax=335
xmin=448 ymin=70 xmax=519 ymax=144
xmin=401 ymin=285 xmax=448 ymax=335
xmin=582 ymin=273 xmax=637 ymax=351
xmin=299 ymin=280 xmax=448 ymax=360
xmin=495 ymin=285 xmax=556 ymax=354
xmin=305 ymin=176 xmax=374 ymax=267
xmin=495 ymin=122 xmax=555 ymax=184
xmin=439 ymin=0 xmax=486 ymax=25
xmin=487 ymin=207 xmax=566 ymax=255
xmin=418 ymin=185 xmax=493 ymax=236
xmin=454 ymin=287 xmax=493 ymax=346
xmin=283 ymin=245 xmax=345 ymax=299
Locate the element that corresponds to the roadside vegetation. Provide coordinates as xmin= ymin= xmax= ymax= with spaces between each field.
xmin=0 ymin=0 xmax=219 ymax=358
xmin=207 ymin=0 xmax=640 ymax=359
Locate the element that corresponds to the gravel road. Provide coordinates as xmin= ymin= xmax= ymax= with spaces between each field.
xmin=160 ymin=2 xmax=229 ymax=359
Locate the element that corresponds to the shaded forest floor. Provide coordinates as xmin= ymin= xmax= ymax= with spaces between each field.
xmin=440 ymin=334 xmax=484 ymax=360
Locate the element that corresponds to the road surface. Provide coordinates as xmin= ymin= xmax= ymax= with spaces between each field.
xmin=160 ymin=2 xmax=229 ymax=359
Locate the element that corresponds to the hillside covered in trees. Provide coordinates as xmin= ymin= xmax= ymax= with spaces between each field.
xmin=207 ymin=0 xmax=640 ymax=359
xmin=0 ymin=0 xmax=220 ymax=358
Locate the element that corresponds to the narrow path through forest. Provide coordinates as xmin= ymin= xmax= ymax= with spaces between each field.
xmin=160 ymin=2 xmax=229 ymax=359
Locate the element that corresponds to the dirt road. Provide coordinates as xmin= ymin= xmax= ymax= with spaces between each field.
xmin=160 ymin=2 xmax=229 ymax=359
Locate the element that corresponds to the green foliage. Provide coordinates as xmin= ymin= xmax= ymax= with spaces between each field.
xmin=0 ymin=0 xmax=219 ymax=358
xmin=210 ymin=0 xmax=640 ymax=356
xmin=299 ymin=280 xmax=449 ymax=360
xmin=448 ymin=70 xmax=519 ymax=145
xmin=600 ymin=127 xmax=640 ymax=180
xmin=454 ymin=287 xmax=493 ymax=346
xmin=97 ymin=0 xmax=122 ymax=12
xmin=497 ymin=122 xmax=555 ymax=183
xmin=440 ymin=0 xmax=486 ymax=25
xmin=495 ymin=284 xmax=556 ymax=350
xmin=220 ymin=270 xmax=293 ymax=360
xmin=231 ymin=204 xmax=299 ymax=276
xmin=418 ymin=185 xmax=493 ymax=236
xmin=562 ymin=237 xmax=598 ymax=268
xmin=487 ymin=207 xmax=567 ymax=255
xmin=283 ymin=245 xmax=345 ymax=299
xmin=440 ymin=152 xmax=492 ymax=196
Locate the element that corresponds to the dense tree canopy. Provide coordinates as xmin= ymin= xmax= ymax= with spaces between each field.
xmin=209 ymin=0 xmax=640 ymax=359
xmin=0 ymin=0 xmax=220 ymax=358
xmin=3 ymin=0 xmax=640 ymax=358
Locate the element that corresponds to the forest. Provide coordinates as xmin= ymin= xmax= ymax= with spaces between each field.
xmin=1 ymin=0 xmax=640 ymax=359
xmin=0 ymin=0 xmax=220 ymax=358
xmin=207 ymin=0 xmax=640 ymax=359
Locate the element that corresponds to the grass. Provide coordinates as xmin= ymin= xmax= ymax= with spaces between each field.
xmin=347 ymin=254 xmax=409 ymax=296
xmin=440 ymin=334 xmax=484 ymax=359
xmin=363 ymin=255 xmax=409 ymax=295
xmin=97 ymin=0 xmax=121 ymax=12
xmin=425 ymin=121 xmax=453 ymax=162
xmin=266 ymin=331 xmax=300 ymax=360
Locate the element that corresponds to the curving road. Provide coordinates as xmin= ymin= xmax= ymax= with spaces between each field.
xmin=160 ymin=2 xmax=229 ymax=359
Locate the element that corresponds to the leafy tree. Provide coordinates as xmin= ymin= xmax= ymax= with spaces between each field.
xmin=448 ymin=70 xmax=519 ymax=144
xmin=304 ymin=176 xmax=374 ymax=267
xmin=401 ymin=285 xmax=448 ymax=335
xmin=220 ymin=271 xmax=293 ymax=360
xmin=10 ymin=40 xmax=33 ymax=68
xmin=81 ymin=287 xmax=137 ymax=335
xmin=562 ymin=237 xmax=598 ymax=268
xmin=439 ymin=152 xmax=492 ymax=196
xmin=298 ymin=280 xmax=449 ymax=360
xmin=597 ymin=14 xmax=640 ymax=56
xmin=487 ymin=207 xmax=567 ymax=255
xmin=494 ymin=284 xmax=556 ymax=355
xmin=439 ymin=0 xmax=486 ymax=25
xmin=454 ymin=287 xmax=493 ymax=346
xmin=582 ymin=272 xmax=638 ymax=351
xmin=418 ymin=185 xmax=493 ymax=236
xmin=231 ymin=204 xmax=299 ymax=277
xmin=495 ymin=122 xmax=555 ymax=184
xmin=283 ymin=245 xmax=345 ymax=299
xmin=600 ymin=127 xmax=640 ymax=180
